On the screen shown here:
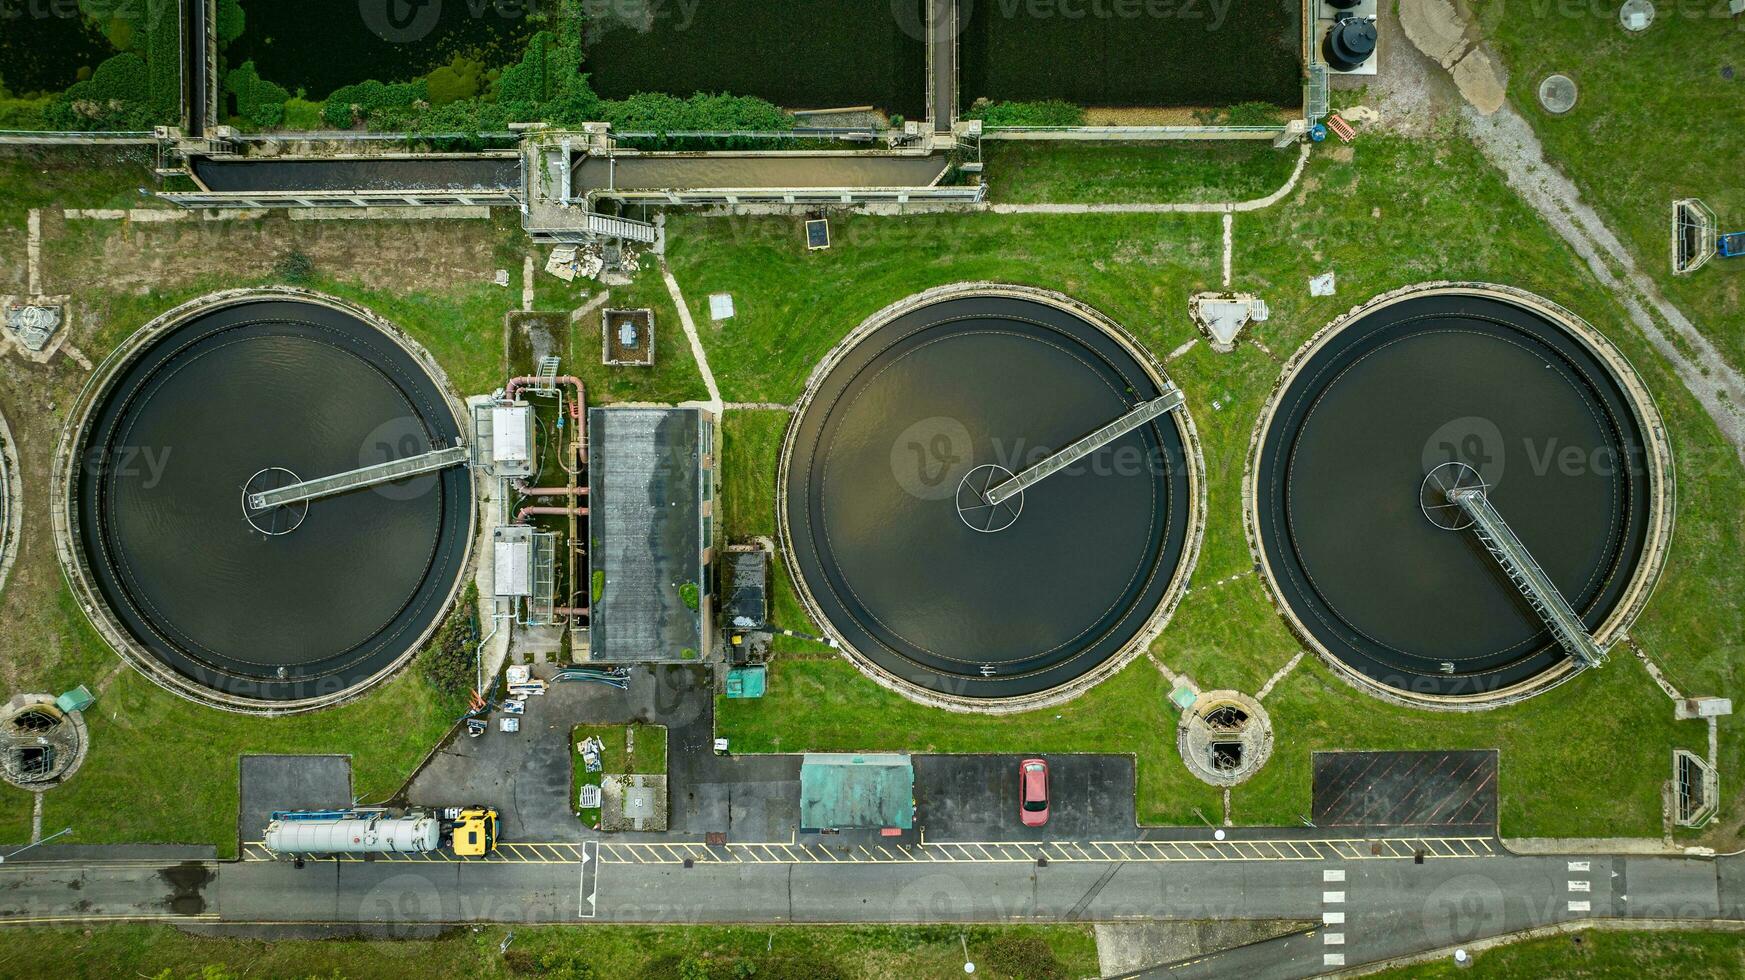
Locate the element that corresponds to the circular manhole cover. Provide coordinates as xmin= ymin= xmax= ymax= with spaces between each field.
xmin=1538 ymin=74 xmax=1579 ymax=115
xmin=1619 ymin=0 xmax=1655 ymax=32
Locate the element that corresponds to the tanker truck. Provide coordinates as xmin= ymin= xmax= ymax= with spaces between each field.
xmin=263 ymin=806 xmax=499 ymax=858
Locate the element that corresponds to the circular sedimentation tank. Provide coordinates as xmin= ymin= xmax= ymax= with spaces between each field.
xmin=1248 ymin=284 xmax=1673 ymax=708
xmin=57 ymin=289 xmax=475 ymax=712
xmin=781 ymin=284 xmax=1202 ymax=710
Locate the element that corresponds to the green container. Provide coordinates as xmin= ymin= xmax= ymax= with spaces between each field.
xmin=55 ymin=685 xmax=94 ymax=714
xmin=725 ymin=665 xmax=767 ymax=699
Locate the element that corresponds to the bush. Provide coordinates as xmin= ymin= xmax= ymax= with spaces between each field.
xmin=48 ymin=52 xmax=156 ymax=130
xmin=426 ymin=55 xmax=485 ymax=106
xmin=418 ymin=583 xmax=479 ymax=700
xmin=273 ymin=249 xmax=314 ymax=284
xmin=321 ymin=78 xmax=429 ymax=128
xmin=963 ymin=99 xmax=1085 ymax=128
xmin=679 ymin=581 xmax=700 ymax=611
xmin=225 ymin=61 xmax=291 ymax=128
xmin=216 ymin=0 xmax=245 ymax=44
xmin=984 ymin=934 xmax=1067 ymax=980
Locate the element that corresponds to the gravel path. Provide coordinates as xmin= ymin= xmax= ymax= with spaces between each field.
xmin=1462 ymin=103 xmax=1745 ymax=461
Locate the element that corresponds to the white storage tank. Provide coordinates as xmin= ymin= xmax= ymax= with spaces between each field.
xmin=264 ymin=814 xmax=440 ymax=854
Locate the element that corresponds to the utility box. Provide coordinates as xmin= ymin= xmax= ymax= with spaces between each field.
xmin=725 ymin=665 xmax=767 ymax=699
xmin=54 ymin=686 xmax=94 ymax=714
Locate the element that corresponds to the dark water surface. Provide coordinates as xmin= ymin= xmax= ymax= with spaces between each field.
xmin=75 ymin=299 xmax=471 ymax=702
xmin=785 ymin=294 xmax=1192 ymax=699
xmin=1254 ymin=292 xmax=1653 ymax=698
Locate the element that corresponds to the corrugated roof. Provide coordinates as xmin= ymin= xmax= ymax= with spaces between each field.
xmin=587 ymin=408 xmax=703 ymax=662
xmin=799 ymin=753 xmax=914 ymax=830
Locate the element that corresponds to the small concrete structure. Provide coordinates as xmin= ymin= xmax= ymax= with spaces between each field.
xmin=601 ymin=774 xmax=668 ymax=832
xmin=1 ymin=295 xmax=73 ymax=363
xmin=1177 ymin=691 xmax=1272 ymax=787
xmin=602 ymin=308 xmax=654 ymax=366
xmin=1190 ymin=292 xmax=1270 ymax=352
xmin=0 ymin=693 xmax=89 ymax=790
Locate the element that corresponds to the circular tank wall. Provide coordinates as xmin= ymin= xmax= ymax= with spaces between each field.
xmin=57 ymin=289 xmax=475 ymax=712
xmin=1247 ymin=284 xmax=1673 ymax=707
xmin=781 ymin=284 xmax=1203 ymax=711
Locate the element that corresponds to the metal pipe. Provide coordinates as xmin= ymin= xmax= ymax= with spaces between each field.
xmin=515 ymin=483 xmax=588 ymax=497
xmin=515 ymin=505 xmax=587 ymax=522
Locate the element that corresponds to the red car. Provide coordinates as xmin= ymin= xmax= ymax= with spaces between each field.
xmin=1020 ymin=758 xmax=1050 ymax=827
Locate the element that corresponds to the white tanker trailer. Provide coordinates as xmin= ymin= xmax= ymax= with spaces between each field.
xmin=263 ymin=806 xmax=499 ymax=857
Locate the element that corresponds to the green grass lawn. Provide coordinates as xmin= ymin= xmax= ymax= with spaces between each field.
xmin=1373 ymin=927 xmax=1745 ymax=979
xmin=983 ymin=141 xmax=1303 ymax=205
xmin=1477 ymin=3 xmax=1745 ymax=370
xmin=0 ymin=921 xmax=1099 ymax=980
xmin=572 ymin=722 xmax=669 ymax=826
xmin=687 ymin=133 xmax=1743 ymax=838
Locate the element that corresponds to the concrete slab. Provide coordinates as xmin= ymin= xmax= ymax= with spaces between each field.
xmin=238 ymin=755 xmax=353 ymax=848
xmin=1450 ymin=46 xmax=1508 ymax=116
xmin=914 ymin=754 xmax=1136 ymax=842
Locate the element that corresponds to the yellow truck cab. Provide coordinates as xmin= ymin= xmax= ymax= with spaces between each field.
xmin=449 ymin=807 xmax=499 ymax=857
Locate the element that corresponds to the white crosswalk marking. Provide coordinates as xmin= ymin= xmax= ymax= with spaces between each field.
xmin=1568 ymin=861 xmax=1590 ymax=872
xmin=1324 ymin=953 xmax=1346 ymax=966
xmin=1324 ymin=868 xmax=1346 ymax=882
xmin=1324 ymin=932 xmax=1345 ymax=945
xmin=1323 ymin=911 xmax=1345 ymax=924
xmin=1568 ymin=900 xmax=1591 ymax=912
xmin=1568 ymin=880 xmax=1590 ymax=892
xmin=1323 ymin=890 xmax=1346 ymax=903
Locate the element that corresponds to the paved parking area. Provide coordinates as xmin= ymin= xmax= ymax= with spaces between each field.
xmin=914 ymin=753 xmax=1137 ymax=842
xmin=238 ymin=755 xmax=353 ymax=847
xmin=1312 ymin=750 xmax=1498 ymax=830
xmin=407 ymin=664 xmax=799 ymax=843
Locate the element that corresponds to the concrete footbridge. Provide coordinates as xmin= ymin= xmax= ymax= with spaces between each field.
xmin=1421 ymin=461 xmax=1607 ymax=668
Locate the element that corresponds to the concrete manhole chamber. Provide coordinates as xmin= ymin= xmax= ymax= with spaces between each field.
xmin=781 ymin=283 xmax=1204 ymax=711
xmin=1247 ymin=284 xmax=1673 ymax=708
xmin=0 ymin=694 xmax=88 ymax=789
xmin=1177 ymin=691 xmax=1272 ymax=786
xmin=55 ymin=289 xmax=476 ymax=713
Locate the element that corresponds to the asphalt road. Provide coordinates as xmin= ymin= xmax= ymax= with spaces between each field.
xmin=3 ymin=848 xmax=1741 ymax=977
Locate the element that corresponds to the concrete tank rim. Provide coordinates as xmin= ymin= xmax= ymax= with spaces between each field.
xmin=1240 ymin=281 xmax=1675 ymax=712
xmin=51 ymin=286 xmax=478 ymax=716
xmin=0 ymin=407 xmax=20 ymax=604
xmin=776 ymin=280 xmax=1206 ymax=715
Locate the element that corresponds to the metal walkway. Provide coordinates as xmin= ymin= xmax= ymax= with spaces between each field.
xmin=986 ymin=387 xmax=1186 ymax=505
xmin=1449 ymin=486 xmax=1606 ymax=667
xmin=241 ymin=835 xmax=1498 ymax=866
xmin=248 ymin=446 xmax=468 ymax=510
